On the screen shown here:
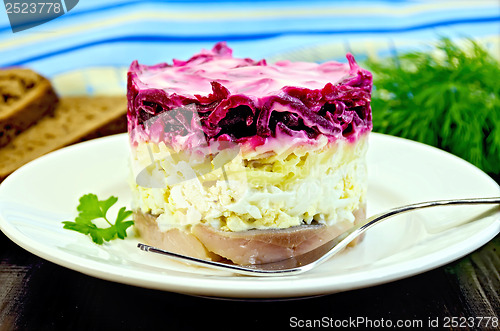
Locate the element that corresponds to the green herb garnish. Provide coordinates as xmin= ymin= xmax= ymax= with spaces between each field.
xmin=62 ymin=194 xmax=134 ymax=245
xmin=365 ymin=37 xmax=500 ymax=177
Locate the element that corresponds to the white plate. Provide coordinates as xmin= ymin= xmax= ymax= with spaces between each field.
xmin=0 ymin=133 xmax=498 ymax=299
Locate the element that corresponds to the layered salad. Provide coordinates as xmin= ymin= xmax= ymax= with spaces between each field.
xmin=128 ymin=42 xmax=372 ymax=265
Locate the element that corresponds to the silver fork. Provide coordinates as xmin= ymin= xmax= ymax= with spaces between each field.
xmin=137 ymin=197 xmax=500 ymax=276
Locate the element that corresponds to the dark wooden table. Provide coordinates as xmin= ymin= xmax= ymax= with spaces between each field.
xmin=0 ymin=228 xmax=498 ymax=330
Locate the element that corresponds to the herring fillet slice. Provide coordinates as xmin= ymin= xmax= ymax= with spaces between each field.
xmin=134 ymin=207 xmax=366 ymax=265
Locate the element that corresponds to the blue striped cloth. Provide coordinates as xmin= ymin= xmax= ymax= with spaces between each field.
xmin=1 ymin=0 xmax=498 ymax=80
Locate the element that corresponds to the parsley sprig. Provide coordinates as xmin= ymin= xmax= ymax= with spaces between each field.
xmin=365 ymin=37 xmax=500 ymax=178
xmin=62 ymin=194 xmax=134 ymax=244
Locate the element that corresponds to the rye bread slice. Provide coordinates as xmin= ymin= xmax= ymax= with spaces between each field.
xmin=0 ymin=68 xmax=59 ymax=148
xmin=0 ymin=95 xmax=127 ymax=181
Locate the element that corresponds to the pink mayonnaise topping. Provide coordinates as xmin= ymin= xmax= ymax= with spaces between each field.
xmin=127 ymin=42 xmax=372 ymax=150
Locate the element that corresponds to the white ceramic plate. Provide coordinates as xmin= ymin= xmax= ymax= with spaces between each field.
xmin=0 ymin=133 xmax=498 ymax=299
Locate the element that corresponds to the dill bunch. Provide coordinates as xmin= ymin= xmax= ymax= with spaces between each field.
xmin=365 ymin=37 xmax=500 ymax=178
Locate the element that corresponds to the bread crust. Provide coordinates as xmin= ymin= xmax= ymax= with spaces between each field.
xmin=0 ymin=68 xmax=58 ymax=147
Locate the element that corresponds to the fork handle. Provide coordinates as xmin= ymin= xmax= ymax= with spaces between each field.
xmin=314 ymin=197 xmax=500 ymax=267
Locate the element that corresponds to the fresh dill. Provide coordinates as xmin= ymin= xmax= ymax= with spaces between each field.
xmin=365 ymin=37 xmax=499 ymax=177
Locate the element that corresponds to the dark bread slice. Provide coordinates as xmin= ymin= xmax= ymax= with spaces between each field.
xmin=0 ymin=95 xmax=127 ymax=181
xmin=0 ymin=68 xmax=58 ymax=147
